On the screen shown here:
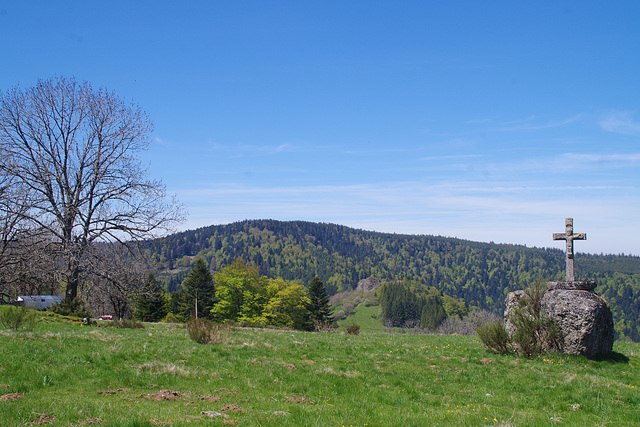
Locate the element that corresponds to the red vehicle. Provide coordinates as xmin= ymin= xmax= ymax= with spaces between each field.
xmin=98 ymin=315 xmax=113 ymax=320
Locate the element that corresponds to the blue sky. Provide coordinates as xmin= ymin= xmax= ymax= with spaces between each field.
xmin=2 ymin=1 xmax=639 ymax=255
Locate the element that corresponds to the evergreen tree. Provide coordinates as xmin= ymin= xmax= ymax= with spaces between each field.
xmin=176 ymin=258 xmax=215 ymax=320
xmin=307 ymin=276 xmax=334 ymax=330
xmin=420 ymin=293 xmax=448 ymax=330
xmin=134 ymin=272 xmax=168 ymax=322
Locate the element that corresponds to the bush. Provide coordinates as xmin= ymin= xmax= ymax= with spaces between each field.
xmin=342 ymin=303 xmax=355 ymax=316
xmin=313 ymin=320 xmax=338 ymax=333
xmin=333 ymin=310 xmax=347 ymax=321
xmin=162 ymin=312 xmax=180 ymax=323
xmin=477 ymin=282 xmax=560 ymax=356
xmin=329 ymin=291 xmax=350 ymax=306
xmin=438 ymin=309 xmax=501 ymax=336
xmin=476 ymin=320 xmax=510 ymax=354
xmin=346 ymin=323 xmax=360 ymax=335
xmin=509 ymin=282 xmax=561 ymax=356
xmin=113 ymin=318 xmax=144 ymax=329
xmin=50 ymin=297 xmax=91 ymax=318
xmin=0 ymin=305 xmax=38 ymax=331
xmin=186 ymin=318 xmax=228 ymax=344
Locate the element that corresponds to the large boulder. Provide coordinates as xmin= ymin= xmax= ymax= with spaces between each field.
xmin=541 ymin=288 xmax=614 ymax=357
xmin=504 ymin=281 xmax=614 ymax=358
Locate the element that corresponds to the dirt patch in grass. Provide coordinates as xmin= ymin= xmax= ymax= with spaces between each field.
xmin=283 ymin=363 xmax=297 ymax=370
xmin=28 ymin=414 xmax=56 ymax=425
xmin=284 ymin=395 xmax=315 ymax=404
xmin=201 ymin=411 xmax=228 ymax=418
xmin=0 ymin=393 xmax=23 ymax=401
xmin=300 ymin=360 xmax=315 ymax=365
xmin=222 ymin=404 xmax=246 ymax=413
xmin=140 ymin=390 xmax=184 ymax=401
xmin=198 ymin=394 xmax=222 ymax=402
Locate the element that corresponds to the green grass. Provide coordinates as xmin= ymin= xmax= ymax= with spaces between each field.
xmin=337 ymin=304 xmax=384 ymax=333
xmin=1 ymin=308 xmax=639 ymax=426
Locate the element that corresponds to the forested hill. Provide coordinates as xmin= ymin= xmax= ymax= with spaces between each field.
xmin=146 ymin=219 xmax=640 ymax=340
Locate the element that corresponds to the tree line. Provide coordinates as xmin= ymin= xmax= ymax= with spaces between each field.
xmin=136 ymin=258 xmax=335 ymax=331
xmin=378 ymin=280 xmax=448 ymax=330
xmin=146 ymin=219 xmax=640 ymax=341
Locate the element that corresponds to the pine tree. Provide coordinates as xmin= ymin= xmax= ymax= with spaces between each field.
xmin=176 ymin=258 xmax=215 ymax=320
xmin=307 ymin=276 xmax=334 ymax=330
xmin=134 ymin=272 xmax=168 ymax=322
xmin=420 ymin=293 xmax=447 ymax=330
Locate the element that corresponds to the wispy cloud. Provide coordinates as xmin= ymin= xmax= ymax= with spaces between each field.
xmin=492 ymin=115 xmax=581 ymax=132
xmin=562 ymin=152 xmax=640 ymax=164
xmin=440 ymin=115 xmax=581 ymax=138
xmin=600 ymin=111 xmax=640 ymax=136
xmin=176 ymin=181 xmax=640 ymax=254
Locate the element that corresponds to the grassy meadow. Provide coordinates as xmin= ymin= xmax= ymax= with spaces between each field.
xmin=1 ymin=308 xmax=639 ymax=426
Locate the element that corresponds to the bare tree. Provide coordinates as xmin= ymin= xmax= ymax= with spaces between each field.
xmin=0 ymin=76 xmax=184 ymax=301
xmin=0 ymin=172 xmax=58 ymax=297
xmin=86 ymin=244 xmax=148 ymax=319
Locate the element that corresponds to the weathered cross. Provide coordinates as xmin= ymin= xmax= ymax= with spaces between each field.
xmin=553 ymin=218 xmax=586 ymax=281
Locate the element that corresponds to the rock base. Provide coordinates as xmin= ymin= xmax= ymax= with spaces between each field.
xmin=547 ymin=280 xmax=597 ymax=291
xmin=504 ymin=281 xmax=614 ymax=358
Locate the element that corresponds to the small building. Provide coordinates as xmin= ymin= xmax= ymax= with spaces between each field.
xmin=17 ymin=295 xmax=63 ymax=310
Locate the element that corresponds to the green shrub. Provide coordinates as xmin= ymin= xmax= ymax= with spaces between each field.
xmin=162 ymin=312 xmax=179 ymax=323
xmin=509 ymin=282 xmax=560 ymax=356
xmin=0 ymin=305 xmax=38 ymax=331
xmin=113 ymin=318 xmax=144 ymax=329
xmin=510 ymin=306 xmax=560 ymax=356
xmin=477 ymin=282 xmax=560 ymax=356
xmin=186 ymin=318 xmax=228 ymax=344
xmin=50 ymin=297 xmax=91 ymax=318
xmin=476 ymin=320 xmax=510 ymax=354
xmin=333 ymin=310 xmax=347 ymax=321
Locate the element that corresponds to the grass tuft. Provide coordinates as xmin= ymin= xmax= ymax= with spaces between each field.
xmin=186 ymin=318 xmax=229 ymax=344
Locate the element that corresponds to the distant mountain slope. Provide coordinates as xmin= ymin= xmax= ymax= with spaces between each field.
xmin=146 ymin=219 xmax=640 ymax=341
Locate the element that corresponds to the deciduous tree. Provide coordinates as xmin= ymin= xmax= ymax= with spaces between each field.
xmin=258 ymin=277 xmax=311 ymax=330
xmin=211 ymin=259 xmax=266 ymax=322
xmin=0 ymin=76 xmax=184 ymax=302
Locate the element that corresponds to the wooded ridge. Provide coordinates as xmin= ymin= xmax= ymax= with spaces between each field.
xmin=145 ymin=219 xmax=640 ymax=341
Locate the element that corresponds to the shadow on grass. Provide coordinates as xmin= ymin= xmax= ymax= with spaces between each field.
xmin=591 ymin=351 xmax=629 ymax=364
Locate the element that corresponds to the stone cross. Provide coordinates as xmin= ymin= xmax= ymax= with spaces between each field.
xmin=553 ymin=218 xmax=586 ymax=281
